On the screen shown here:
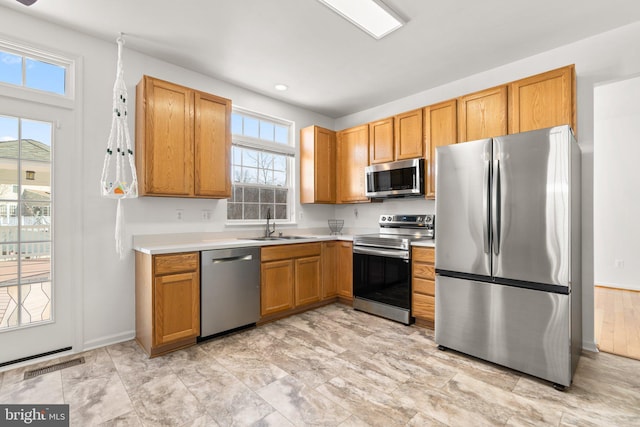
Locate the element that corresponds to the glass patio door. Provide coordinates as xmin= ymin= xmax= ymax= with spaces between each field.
xmin=0 ymin=98 xmax=76 ymax=366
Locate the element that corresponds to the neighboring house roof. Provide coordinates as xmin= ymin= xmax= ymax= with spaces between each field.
xmin=22 ymin=189 xmax=50 ymax=201
xmin=0 ymin=139 xmax=50 ymax=161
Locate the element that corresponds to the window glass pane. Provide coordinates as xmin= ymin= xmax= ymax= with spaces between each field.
xmin=0 ymin=160 xmax=19 ymax=201
xmin=231 ymin=113 xmax=243 ymax=135
xmin=0 ymin=116 xmax=19 ymax=159
xmin=227 ymin=202 xmax=242 ymax=220
xmin=0 ymin=286 xmax=19 ymax=329
xmin=21 ymin=119 xmax=51 ymax=161
xmin=243 ymin=149 xmax=258 ymax=168
xmin=274 ymin=125 xmax=289 ymax=144
xmin=244 ymin=203 xmax=259 ymax=219
xmin=275 ymin=189 xmax=288 ymax=204
xmin=273 ymin=171 xmax=287 ymax=186
xmin=21 ymin=202 xmax=51 ymax=241
xmin=0 ymin=51 xmax=22 ymax=86
xmin=244 ymin=117 xmax=259 ymax=138
xmin=25 ymin=58 xmax=65 ymax=95
xmin=259 ymin=121 xmax=274 ymax=141
xmin=273 ymin=155 xmax=287 ymax=172
xmin=232 ymin=146 xmax=242 ymax=165
xmin=20 ymin=282 xmax=51 ymax=324
xmin=260 ymin=188 xmax=274 ymax=203
xmin=275 ymin=205 xmax=287 ymax=220
xmin=22 ymin=160 xmax=51 ymax=196
xmin=243 ymin=167 xmax=257 ymax=183
xmin=260 ymin=204 xmax=275 ymax=220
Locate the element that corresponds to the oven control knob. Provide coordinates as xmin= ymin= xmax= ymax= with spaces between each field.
xmin=381 ymin=216 xmax=387 ymax=221
xmin=425 ymin=216 xmax=432 ymax=223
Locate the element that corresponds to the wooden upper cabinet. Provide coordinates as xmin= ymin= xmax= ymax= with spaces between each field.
xmin=458 ymin=85 xmax=508 ymax=142
xmin=337 ymin=124 xmax=369 ymax=203
xmin=137 ymin=77 xmax=194 ymax=196
xmin=194 ymin=91 xmax=231 ymax=197
xmin=424 ymin=99 xmax=457 ymax=199
xmin=136 ymin=75 xmax=231 ymax=198
xmin=508 ymin=65 xmax=576 ymax=134
xmin=300 ymin=126 xmax=336 ymax=203
xmin=395 ymin=108 xmax=423 ymax=160
xmin=369 ymin=118 xmax=394 ymax=164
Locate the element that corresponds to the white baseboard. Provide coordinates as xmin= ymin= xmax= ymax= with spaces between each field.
xmin=596 ymin=282 xmax=640 ymax=291
xmin=83 ymin=331 xmax=135 ymax=352
xmin=582 ymin=340 xmax=599 ymax=353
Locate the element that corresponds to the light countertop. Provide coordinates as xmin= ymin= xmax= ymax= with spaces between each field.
xmin=134 ymin=231 xmax=435 ymax=255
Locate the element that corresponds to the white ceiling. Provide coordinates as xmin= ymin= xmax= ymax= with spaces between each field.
xmin=3 ymin=0 xmax=640 ymax=118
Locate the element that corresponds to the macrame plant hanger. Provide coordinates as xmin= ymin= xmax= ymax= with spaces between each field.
xmin=100 ymin=33 xmax=138 ymax=259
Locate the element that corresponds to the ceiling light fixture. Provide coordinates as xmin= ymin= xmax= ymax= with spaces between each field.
xmin=274 ymin=84 xmax=288 ymax=91
xmin=317 ymin=0 xmax=404 ymax=40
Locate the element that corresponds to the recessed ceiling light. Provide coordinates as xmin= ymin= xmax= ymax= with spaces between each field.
xmin=317 ymin=0 xmax=404 ymax=40
xmin=275 ymin=84 xmax=288 ymax=91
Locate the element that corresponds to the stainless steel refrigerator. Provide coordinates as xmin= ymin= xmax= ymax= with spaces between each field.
xmin=435 ymin=125 xmax=581 ymax=388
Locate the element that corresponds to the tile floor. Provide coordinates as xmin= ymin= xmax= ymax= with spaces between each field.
xmin=1 ymin=303 xmax=640 ymax=426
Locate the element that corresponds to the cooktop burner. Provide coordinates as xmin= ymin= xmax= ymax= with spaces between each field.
xmin=353 ymin=214 xmax=435 ymax=250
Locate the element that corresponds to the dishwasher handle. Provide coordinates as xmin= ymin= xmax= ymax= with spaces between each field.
xmin=211 ymin=254 xmax=254 ymax=264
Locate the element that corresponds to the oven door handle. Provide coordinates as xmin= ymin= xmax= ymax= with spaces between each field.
xmin=353 ymin=246 xmax=410 ymax=260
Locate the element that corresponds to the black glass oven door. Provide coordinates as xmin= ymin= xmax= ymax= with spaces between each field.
xmin=353 ymin=251 xmax=411 ymax=309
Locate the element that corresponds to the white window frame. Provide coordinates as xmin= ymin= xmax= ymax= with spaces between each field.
xmin=0 ymin=35 xmax=76 ymax=109
xmin=227 ymin=106 xmax=296 ymax=225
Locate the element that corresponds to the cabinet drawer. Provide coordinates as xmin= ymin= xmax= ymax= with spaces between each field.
xmin=154 ymin=252 xmax=199 ymax=275
xmin=412 ymin=247 xmax=434 ymax=263
xmin=413 ymin=278 xmax=435 ymax=296
xmin=261 ymin=243 xmax=321 ymax=262
xmin=412 ymin=293 xmax=435 ymax=320
xmin=413 ymin=263 xmax=435 ymax=280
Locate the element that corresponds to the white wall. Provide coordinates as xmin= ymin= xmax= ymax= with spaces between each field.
xmin=335 ymin=21 xmax=640 ymax=351
xmin=594 ymin=75 xmax=640 ymax=291
xmin=0 ymin=6 xmax=337 ymax=350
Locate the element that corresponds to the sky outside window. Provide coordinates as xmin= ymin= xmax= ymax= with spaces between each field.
xmin=0 ymin=50 xmax=65 ymax=95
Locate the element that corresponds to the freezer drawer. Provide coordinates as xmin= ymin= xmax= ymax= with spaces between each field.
xmin=435 ymin=275 xmax=572 ymax=386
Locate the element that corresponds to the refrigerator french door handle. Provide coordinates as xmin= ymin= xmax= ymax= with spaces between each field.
xmin=492 ymin=159 xmax=501 ymax=255
xmin=483 ymin=160 xmax=490 ymax=254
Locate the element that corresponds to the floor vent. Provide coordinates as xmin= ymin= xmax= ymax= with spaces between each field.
xmin=24 ymin=357 xmax=85 ymax=380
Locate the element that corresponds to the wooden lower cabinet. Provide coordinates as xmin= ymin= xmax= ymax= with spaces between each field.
xmin=260 ymin=243 xmax=323 ymax=319
xmin=337 ymin=241 xmax=353 ymax=301
xmin=412 ymin=247 xmax=435 ymax=328
xmin=295 ymin=256 xmax=322 ymax=306
xmin=260 ymin=259 xmax=295 ymax=316
xmin=135 ymin=251 xmax=200 ymax=357
xmin=321 ymin=241 xmax=338 ymax=298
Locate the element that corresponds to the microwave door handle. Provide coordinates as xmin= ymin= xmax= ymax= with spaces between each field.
xmin=492 ymin=159 xmax=501 ymax=255
xmin=483 ymin=160 xmax=490 ymax=254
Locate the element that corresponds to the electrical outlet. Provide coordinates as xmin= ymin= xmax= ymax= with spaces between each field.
xmin=615 ymin=259 xmax=624 ymax=268
xmin=354 ymin=208 xmax=359 ymax=219
xmin=299 ymin=210 xmax=304 ymax=220
xmin=201 ymin=209 xmax=212 ymax=221
xmin=176 ymin=209 xmax=184 ymax=221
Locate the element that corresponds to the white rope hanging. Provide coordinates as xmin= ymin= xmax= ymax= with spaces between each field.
xmin=100 ymin=33 xmax=138 ymax=260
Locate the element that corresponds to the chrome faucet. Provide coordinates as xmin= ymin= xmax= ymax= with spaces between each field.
xmin=265 ymin=208 xmax=276 ymax=237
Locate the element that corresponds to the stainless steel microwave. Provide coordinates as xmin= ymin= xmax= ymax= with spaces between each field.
xmin=365 ymin=158 xmax=425 ymax=198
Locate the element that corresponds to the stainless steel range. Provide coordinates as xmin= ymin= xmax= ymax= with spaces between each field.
xmin=353 ymin=214 xmax=434 ymax=324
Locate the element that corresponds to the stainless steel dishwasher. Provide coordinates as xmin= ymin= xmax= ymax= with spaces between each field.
xmin=199 ymin=247 xmax=260 ymax=340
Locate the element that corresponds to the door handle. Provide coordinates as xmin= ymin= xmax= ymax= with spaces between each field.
xmin=211 ymin=254 xmax=253 ymax=264
xmin=483 ymin=160 xmax=490 ymax=254
xmin=492 ymin=159 xmax=501 ymax=255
